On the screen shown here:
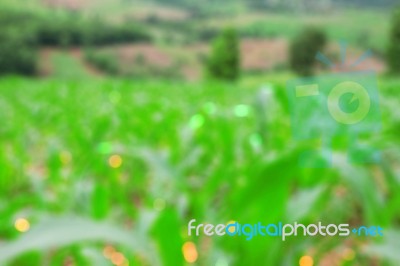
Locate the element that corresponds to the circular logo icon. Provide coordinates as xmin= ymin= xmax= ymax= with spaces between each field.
xmin=327 ymin=81 xmax=371 ymax=125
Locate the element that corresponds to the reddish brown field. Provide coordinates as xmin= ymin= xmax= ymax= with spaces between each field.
xmin=241 ymin=38 xmax=288 ymax=71
xmin=39 ymin=39 xmax=385 ymax=79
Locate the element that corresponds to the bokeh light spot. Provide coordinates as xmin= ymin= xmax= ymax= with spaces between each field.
xmin=15 ymin=218 xmax=30 ymax=232
xmin=182 ymin=241 xmax=198 ymax=263
xmin=227 ymin=220 xmax=236 ymax=233
xmin=249 ymin=133 xmax=263 ymax=148
xmin=109 ymin=155 xmax=123 ymax=168
xmin=97 ymin=142 xmax=113 ymax=154
xmin=299 ymin=255 xmax=314 ymax=266
xmin=103 ymin=245 xmax=115 ymax=259
xmin=234 ymin=104 xmax=251 ymax=117
xmin=111 ymin=252 xmax=126 ymax=265
xmin=189 ymin=114 xmax=204 ymax=129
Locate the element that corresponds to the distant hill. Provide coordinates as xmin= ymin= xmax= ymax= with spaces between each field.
xmin=155 ymin=0 xmax=398 ymax=10
xmin=335 ymin=0 xmax=398 ymax=8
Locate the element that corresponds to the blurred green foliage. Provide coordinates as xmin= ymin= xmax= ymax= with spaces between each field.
xmin=0 ymin=75 xmax=399 ymax=265
xmin=206 ymin=28 xmax=240 ymax=80
xmin=85 ymin=49 xmax=119 ymax=75
xmin=387 ymin=8 xmax=400 ymax=74
xmin=289 ymin=27 xmax=327 ymax=76
xmin=38 ymin=15 xmax=151 ymax=47
xmin=0 ymin=10 xmax=38 ymax=75
xmin=0 ymin=0 xmax=398 ymax=265
xmin=0 ymin=8 xmax=151 ymax=75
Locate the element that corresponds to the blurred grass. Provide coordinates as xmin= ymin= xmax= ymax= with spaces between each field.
xmin=0 ymin=74 xmax=399 ymax=265
xmin=51 ymin=51 xmax=92 ymax=79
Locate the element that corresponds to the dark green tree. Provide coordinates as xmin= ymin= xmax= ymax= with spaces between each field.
xmin=387 ymin=8 xmax=400 ymax=74
xmin=206 ymin=28 xmax=240 ymax=80
xmin=289 ymin=27 xmax=327 ymax=76
xmin=0 ymin=29 xmax=37 ymax=75
xmin=0 ymin=10 xmax=38 ymax=75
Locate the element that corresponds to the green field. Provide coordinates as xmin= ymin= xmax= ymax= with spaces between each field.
xmin=205 ymin=9 xmax=389 ymax=53
xmin=0 ymin=0 xmax=399 ymax=265
xmin=0 ymin=74 xmax=399 ymax=265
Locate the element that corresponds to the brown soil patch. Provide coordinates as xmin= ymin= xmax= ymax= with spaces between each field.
xmin=131 ymin=6 xmax=189 ymax=21
xmin=38 ymin=47 xmax=54 ymax=76
xmin=42 ymin=0 xmax=88 ymax=10
xmin=241 ymin=38 xmax=288 ymax=71
xmin=325 ymin=44 xmax=385 ymax=73
xmin=111 ymin=44 xmax=173 ymax=68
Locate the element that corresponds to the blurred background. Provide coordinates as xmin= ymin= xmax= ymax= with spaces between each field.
xmin=0 ymin=0 xmax=400 ymax=265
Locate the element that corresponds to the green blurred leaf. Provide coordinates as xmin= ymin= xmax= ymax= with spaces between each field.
xmin=0 ymin=216 xmax=157 ymax=265
xmin=91 ymin=184 xmax=110 ymax=220
xmin=286 ymin=185 xmax=325 ymax=221
xmin=151 ymin=208 xmax=184 ymax=266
